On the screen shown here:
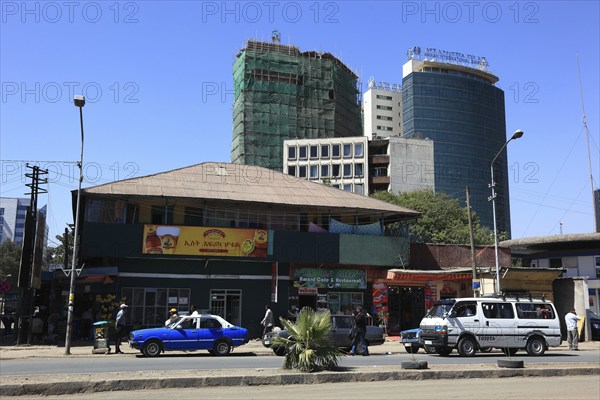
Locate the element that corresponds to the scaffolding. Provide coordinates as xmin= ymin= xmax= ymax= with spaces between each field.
xmin=232 ymin=40 xmax=363 ymax=170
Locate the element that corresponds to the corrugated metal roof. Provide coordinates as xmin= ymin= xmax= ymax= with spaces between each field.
xmin=81 ymin=162 xmax=420 ymax=218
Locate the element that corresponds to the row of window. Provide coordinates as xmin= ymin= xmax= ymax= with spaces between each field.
xmin=287 ymin=163 xmax=364 ymax=179
xmin=377 ymin=126 xmax=394 ymax=131
xmin=376 ymin=115 xmax=393 ymax=121
xmin=287 ymin=142 xmax=364 ymax=160
xmin=376 ymin=105 xmax=393 ymax=111
xmin=376 ymin=94 xmax=393 ymax=101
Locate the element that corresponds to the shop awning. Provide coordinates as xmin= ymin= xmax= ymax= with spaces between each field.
xmin=386 ymin=268 xmax=473 ymax=281
xmin=76 ymin=274 xmax=116 ymax=284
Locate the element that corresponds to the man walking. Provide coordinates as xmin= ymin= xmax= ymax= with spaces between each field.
xmin=350 ymin=306 xmax=369 ymax=356
xmin=260 ymin=304 xmax=274 ymax=338
xmin=564 ymin=309 xmax=581 ymax=350
xmin=114 ymin=304 xmax=128 ymax=354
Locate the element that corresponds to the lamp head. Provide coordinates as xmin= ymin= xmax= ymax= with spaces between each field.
xmin=73 ymin=95 xmax=85 ymax=107
xmin=511 ymin=129 xmax=524 ymax=140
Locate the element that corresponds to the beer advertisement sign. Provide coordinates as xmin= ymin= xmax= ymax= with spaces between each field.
xmin=143 ymin=225 xmax=269 ymax=257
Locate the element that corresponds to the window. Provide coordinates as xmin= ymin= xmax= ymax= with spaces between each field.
xmin=299 ymin=146 xmax=307 ymax=159
xmin=343 ymin=164 xmax=352 ymax=177
xmin=332 ymin=184 xmax=340 ymax=189
xmin=288 ymin=146 xmax=296 ymax=160
xmin=453 ymin=302 xmax=477 ymax=317
xmin=343 ymin=184 xmax=352 ymax=192
xmin=86 ymin=199 xmax=127 ymax=223
xmin=122 ymin=287 xmax=190 ymax=328
xmin=321 ymin=144 xmax=330 ymax=159
xmin=332 ymin=164 xmax=341 ymax=178
xmin=287 ymin=165 xmax=296 ymax=176
xmin=376 ymin=94 xmax=393 ymax=100
xmin=200 ymin=316 xmax=223 ymax=329
xmin=310 ymin=145 xmax=318 ymax=159
xmin=299 ymin=165 xmax=307 ymax=178
xmin=376 ymin=115 xmax=393 ymax=121
xmin=309 ymin=165 xmax=318 ymax=179
xmin=482 ymin=303 xmax=514 ymax=319
xmin=321 ymin=165 xmax=330 ymax=178
xmin=550 ymin=258 xmax=562 ymax=268
xmin=354 ymin=184 xmax=364 ymax=195
xmin=377 ymin=126 xmax=393 ymax=131
xmin=596 ymin=257 xmax=600 ymax=279
xmin=184 ymin=207 xmax=203 ymax=226
xmin=343 ymin=143 xmax=352 ymax=158
xmin=355 ymin=163 xmax=364 ymax=177
xmin=515 ymin=303 xmax=555 ymax=319
xmin=332 ymin=144 xmax=341 ymax=158
xmin=376 ymin=105 xmax=392 ymax=110
xmin=354 ymin=143 xmax=364 ymax=158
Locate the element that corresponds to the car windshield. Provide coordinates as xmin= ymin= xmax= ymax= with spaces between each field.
xmin=166 ymin=316 xmax=184 ymax=329
xmin=426 ymin=302 xmax=454 ymax=318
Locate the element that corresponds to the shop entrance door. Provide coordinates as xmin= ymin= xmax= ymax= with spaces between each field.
xmin=298 ymin=294 xmax=317 ymax=311
xmin=209 ymin=289 xmax=242 ymax=326
xmin=387 ymin=286 xmax=425 ymax=335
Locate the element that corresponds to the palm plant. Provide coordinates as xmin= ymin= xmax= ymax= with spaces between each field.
xmin=273 ymin=307 xmax=344 ymax=372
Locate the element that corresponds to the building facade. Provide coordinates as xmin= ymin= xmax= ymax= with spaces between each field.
xmin=0 ymin=197 xmax=29 ymax=244
xmin=401 ymin=49 xmax=510 ymax=235
xmin=232 ymin=38 xmax=362 ymax=171
xmin=363 ymin=79 xmax=403 ymax=139
xmin=70 ymin=162 xmax=420 ymax=338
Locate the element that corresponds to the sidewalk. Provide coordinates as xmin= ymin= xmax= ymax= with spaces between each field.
xmin=1 ymin=338 xmax=599 ymax=397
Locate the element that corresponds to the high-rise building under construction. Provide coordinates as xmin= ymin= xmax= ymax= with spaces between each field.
xmin=232 ymin=34 xmax=362 ymax=170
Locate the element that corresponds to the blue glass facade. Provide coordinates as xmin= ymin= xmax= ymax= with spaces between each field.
xmin=402 ymin=69 xmax=510 ymax=235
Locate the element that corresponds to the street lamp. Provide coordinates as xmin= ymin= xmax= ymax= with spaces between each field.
xmin=65 ymin=95 xmax=85 ymax=355
xmin=489 ymin=129 xmax=523 ymax=294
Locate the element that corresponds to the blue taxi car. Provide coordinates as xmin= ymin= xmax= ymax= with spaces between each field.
xmin=129 ymin=314 xmax=249 ymax=357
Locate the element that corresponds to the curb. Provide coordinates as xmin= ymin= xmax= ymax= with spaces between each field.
xmin=2 ymin=367 xmax=599 ymax=397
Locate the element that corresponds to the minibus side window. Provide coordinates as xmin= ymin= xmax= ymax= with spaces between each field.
xmin=482 ymin=303 xmax=514 ymax=319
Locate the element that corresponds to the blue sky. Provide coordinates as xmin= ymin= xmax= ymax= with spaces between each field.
xmin=1 ymin=0 xmax=599 ymax=247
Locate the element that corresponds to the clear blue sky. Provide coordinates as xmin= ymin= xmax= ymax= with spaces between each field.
xmin=1 ymin=1 xmax=599 ymax=248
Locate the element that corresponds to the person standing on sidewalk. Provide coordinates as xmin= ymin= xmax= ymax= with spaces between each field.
xmin=114 ymin=304 xmax=128 ymax=354
xmin=565 ymin=309 xmax=581 ymax=350
xmin=260 ymin=304 xmax=274 ymax=338
xmin=350 ymin=306 xmax=369 ymax=356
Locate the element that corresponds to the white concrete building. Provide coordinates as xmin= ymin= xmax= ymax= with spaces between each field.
xmin=363 ymin=78 xmax=403 ymax=139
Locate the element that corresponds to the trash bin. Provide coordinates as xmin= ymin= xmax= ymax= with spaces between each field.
xmin=92 ymin=321 xmax=111 ymax=354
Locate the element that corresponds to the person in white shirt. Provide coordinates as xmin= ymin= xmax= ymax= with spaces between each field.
xmin=260 ymin=304 xmax=274 ymax=338
xmin=564 ymin=309 xmax=581 ymax=350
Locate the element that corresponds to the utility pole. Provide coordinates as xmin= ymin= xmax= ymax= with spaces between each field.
xmin=466 ymin=187 xmax=479 ymax=297
xmin=16 ymin=165 xmax=47 ymax=345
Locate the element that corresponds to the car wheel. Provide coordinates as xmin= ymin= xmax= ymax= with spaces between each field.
xmin=436 ymin=346 xmax=453 ymax=356
xmin=212 ymin=340 xmax=231 ymax=356
xmin=457 ymin=337 xmax=477 ymax=357
xmin=480 ymin=347 xmax=493 ymax=353
xmin=526 ymin=337 xmax=546 ymax=356
xmin=424 ymin=345 xmax=436 ymax=354
xmin=404 ymin=344 xmax=420 ymax=354
xmin=502 ymin=348 xmax=518 ymax=356
xmin=142 ymin=340 xmax=162 ymax=357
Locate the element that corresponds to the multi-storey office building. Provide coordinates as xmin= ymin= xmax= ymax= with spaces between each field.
xmin=283 ymin=136 xmax=434 ymax=196
xmin=401 ymin=48 xmax=510 ymax=234
xmin=0 ymin=197 xmax=29 ymax=244
xmin=232 ymin=38 xmax=362 ymax=171
xmin=363 ymin=79 xmax=403 ymax=139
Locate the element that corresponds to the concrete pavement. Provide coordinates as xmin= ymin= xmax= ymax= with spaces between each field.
xmin=1 ymin=338 xmax=599 ymax=397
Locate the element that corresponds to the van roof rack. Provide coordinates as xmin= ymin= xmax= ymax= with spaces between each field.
xmin=481 ymin=291 xmax=548 ymax=302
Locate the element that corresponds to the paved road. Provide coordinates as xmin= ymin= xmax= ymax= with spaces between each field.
xmin=12 ymin=376 xmax=600 ymax=400
xmin=1 ymin=349 xmax=597 ymax=376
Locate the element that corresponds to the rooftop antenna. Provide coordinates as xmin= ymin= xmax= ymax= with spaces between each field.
xmin=559 ymin=220 xmax=563 ymax=234
xmin=577 ymin=53 xmax=599 ymax=232
xmin=272 ymin=30 xmax=280 ymax=44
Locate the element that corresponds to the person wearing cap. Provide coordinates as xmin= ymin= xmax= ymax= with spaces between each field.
xmin=114 ymin=304 xmax=128 ymax=354
xmin=165 ymin=308 xmax=178 ymax=326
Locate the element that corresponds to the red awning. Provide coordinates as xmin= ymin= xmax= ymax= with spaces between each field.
xmin=386 ymin=271 xmax=472 ymax=281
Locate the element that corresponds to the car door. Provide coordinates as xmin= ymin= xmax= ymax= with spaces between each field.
xmin=447 ymin=301 xmax=480 ymax=345
xmin=199 ymin=316 xmax=224 ymax=350
xmin=330 ymin=316 xmax=352 ymax=347
xmin=164 ymin=317 xmax=199 ymax=351
xmin=480 ymin=302 xmax=515 ymax=348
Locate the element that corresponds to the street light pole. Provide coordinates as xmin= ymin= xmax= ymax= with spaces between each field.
xmin=65 ymin=95 xmax=86 ymax=355
xmin=489 ymin=129 xmax=523 ymax=294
